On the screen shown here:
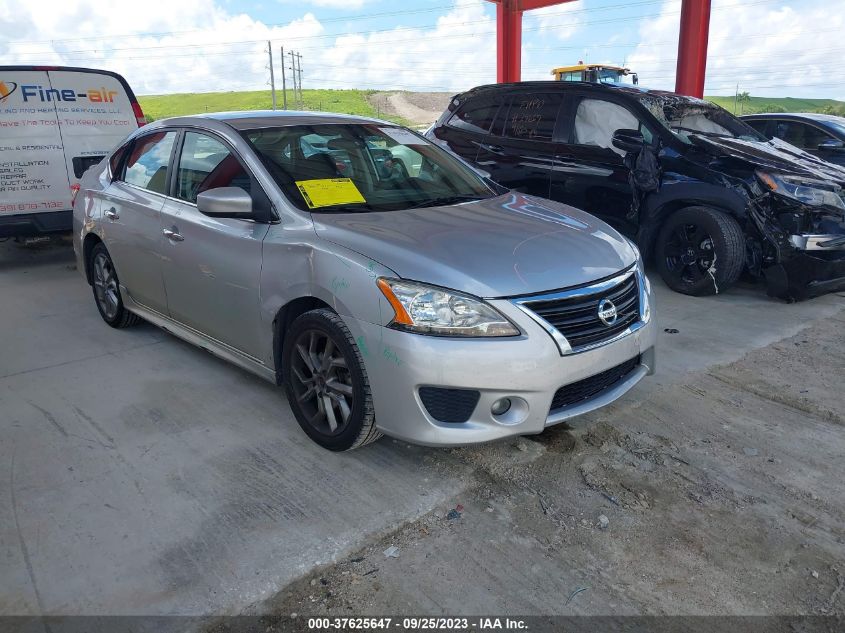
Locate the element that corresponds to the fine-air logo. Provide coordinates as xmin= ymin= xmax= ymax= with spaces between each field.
xmin=1 ymin=83 xmax=118 ymax=103
xmin=0 ymin=81 xmax=19 ymax=102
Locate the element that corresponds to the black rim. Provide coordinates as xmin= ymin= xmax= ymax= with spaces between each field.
xmin=663 ymin=223 xmax=715 ymax=285
xmin=290 ymin=329 xmax=354 ymax=436
xmin=92 ymin=252 xmax=120 ymax=320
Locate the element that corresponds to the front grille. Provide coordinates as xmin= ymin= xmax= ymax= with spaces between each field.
xmin=549 ymin=355 xmax=641 ymax=412
xmin=524 ymin=273 xmax=640 ymax=351
xmin=419 ymin=387 xmax=480 ymax=423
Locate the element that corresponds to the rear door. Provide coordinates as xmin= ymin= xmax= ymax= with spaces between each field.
xmin=475 ymin=91 xmax=565 ymax=198
xmin=100 ymin=130 xmax=177 ymax=314
xmin=0 ymin=69 xmax=70 ymax=219
xmin=159 ymin=130 xmax=269 ymax=358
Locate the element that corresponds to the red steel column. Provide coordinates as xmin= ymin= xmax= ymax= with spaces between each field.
xmin=674 ymin=0 xmax=712 ymax=97
xmin=496 ymin=1 xmax=523 ymax=83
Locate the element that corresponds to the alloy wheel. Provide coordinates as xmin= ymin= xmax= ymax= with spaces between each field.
xmin=92 ymin=252 xmax=120 ymax=320
xmin=663 ymin=223 xmax=715 ymax=285
xmin=290 ymin=329 xmax=354 ymax=436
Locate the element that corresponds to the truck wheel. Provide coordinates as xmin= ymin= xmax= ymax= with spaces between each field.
xmin=283 ymin=309 xmax=381 ymax=451
xmin=655 ymin=206 xmax=745 ymax=296
xmin=89 ymin=243 xmax=140 ymax=328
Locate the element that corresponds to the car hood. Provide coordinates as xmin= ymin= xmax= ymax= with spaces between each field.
xmin=690 ymin=134 xmax=845 ymax=184
xmin=312 ymin=193 xmax=637 ymax=298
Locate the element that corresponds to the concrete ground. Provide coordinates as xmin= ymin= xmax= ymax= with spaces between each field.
xmin=1 ymin=239 xmax=843 ymax=621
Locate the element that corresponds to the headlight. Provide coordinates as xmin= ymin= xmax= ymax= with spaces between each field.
xmin=757 ymin=171 xmax=845 ymax=210
xmin=376 ymin=278 xmax=519 ymax=337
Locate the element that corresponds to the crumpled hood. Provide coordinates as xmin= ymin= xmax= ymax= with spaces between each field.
xmin=312 ymin=193 xmax=637 ymax=298
xmin=690 ymin=135 xmax=845 ymax=185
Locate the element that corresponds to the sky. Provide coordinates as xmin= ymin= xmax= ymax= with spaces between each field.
xmin=0 ymin=0 xmax=841 ymax=100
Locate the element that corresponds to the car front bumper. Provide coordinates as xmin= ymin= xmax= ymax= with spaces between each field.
xmin=344 ymin=269 xmax=657 ymax=447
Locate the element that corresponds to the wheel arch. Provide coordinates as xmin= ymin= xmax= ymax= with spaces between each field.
xmin=82 ymin=233 xmax=103 ymax=285
xmin=272 ymin=296 xmax=335 ymax=385
xmin=638 ymin=183 xmax=749 ymax=261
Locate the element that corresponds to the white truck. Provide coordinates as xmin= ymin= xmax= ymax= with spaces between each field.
xmin=0 ymin=65 xmax=144 ymax=237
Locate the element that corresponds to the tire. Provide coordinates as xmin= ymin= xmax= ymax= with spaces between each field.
xmin=89 ymin=242 xmax=140 ymax=328
xmin=655 ymin=206 xmax=746 ymax=296
xmin=282 ymin=308 xmax=381 ymax=451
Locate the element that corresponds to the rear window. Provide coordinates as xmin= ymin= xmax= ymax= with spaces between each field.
xmin=122 ymin=131 xmax=177 ymax=195
xmin=447 ymin=97 xmax=499 ymax=135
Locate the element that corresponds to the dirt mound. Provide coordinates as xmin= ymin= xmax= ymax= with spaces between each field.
xmin=369 ymin=91 xmax=453 ymax=127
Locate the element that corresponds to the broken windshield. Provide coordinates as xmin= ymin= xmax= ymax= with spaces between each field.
xmin=640 ymin=96 xmax=765 ymax=143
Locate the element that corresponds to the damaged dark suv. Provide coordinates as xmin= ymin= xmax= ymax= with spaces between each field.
xmin=426 ymin=82 xmax=845 ymax=300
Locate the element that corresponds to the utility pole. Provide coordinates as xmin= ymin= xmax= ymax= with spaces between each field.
xmin=733 ymin=83 xmax=739 ymax=114
xmin=288 ymin=50 xmax=298 ymax=109
xmin=268 ymin=40 xmax=276 ymax=110
xmin=295 ymin=52 xmax=303 ymax=109
xmin=280 ymin=45 xmax=287 ymax=110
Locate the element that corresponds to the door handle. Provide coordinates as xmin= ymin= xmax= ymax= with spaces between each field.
xmin=479 ymin=143 xmax=505 ymax=154
xmin=162 ymin=228 xmax=184 ymax=242
xmin=104 ymin=207 xmax=119 ymax=220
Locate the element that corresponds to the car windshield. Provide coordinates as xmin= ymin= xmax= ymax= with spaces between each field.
xmin=241 ymin=123 xmax=497 ymax=213
xmin=640 ymin=96 xmax=765 ymax=143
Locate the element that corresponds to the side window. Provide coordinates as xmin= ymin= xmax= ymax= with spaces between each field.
xmin=573 ymin=98 xmax=650 ymax=155
xmin=176 ymin=132 xmax=252 ymax=204
xmin=503 ymin=93 xmax=563 ymax=142
xmin=108 ymin=142 xmax=131 ymax=179
xmin=773 ymin=121 xmax=833 ymax=150
xmin=744 ymin=119 xmax=770 ymax=136
xmin=122 ymin=131 xmax=177 ymax=194
xmin=447 ymin=97 xmax=499 ymax=135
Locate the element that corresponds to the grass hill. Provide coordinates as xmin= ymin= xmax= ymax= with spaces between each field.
xmin=138 ymin=89 xmax=412 ymax=125
xmin=707 ymin=95 xmax=845 ymax=116
xmin=137 ymin=89 xmax=845 ymax=123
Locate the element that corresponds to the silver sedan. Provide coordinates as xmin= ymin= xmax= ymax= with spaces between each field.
xmin=73 ymin=111 xmax=656 ymax=451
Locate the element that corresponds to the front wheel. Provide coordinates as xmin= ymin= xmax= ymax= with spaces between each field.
xmin=282 ymin=309 xmax=380 ymax=451
xmin=655 ymin=206 xmax=746 ymax=296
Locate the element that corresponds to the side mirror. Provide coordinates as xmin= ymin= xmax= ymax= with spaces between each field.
xmin=818 ymin=138 xmax=845 ymax=152
xmin=612 ymin=128 xmax=646 ymax=153
xmin=196 ymin=187 xmax=253 ymax=219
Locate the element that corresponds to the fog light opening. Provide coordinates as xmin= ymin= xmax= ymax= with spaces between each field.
xmin=491 ymin=398 xmax=512 ymax=416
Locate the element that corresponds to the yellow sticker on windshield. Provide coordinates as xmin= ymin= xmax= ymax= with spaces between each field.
xmin=295 ymin=178 xmax=366 ymax=209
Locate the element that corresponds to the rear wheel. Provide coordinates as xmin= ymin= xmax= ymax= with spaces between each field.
xmin=89 ymin=243 xmax=140 ymax=328
xmin=655 ymin=206 xmax=745 ymax=296
xmin=282 ymin=309 xmax=380 ymax=451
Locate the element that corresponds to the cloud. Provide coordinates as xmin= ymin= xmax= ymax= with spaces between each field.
xmin=278 ymin=0 xmax=372 ymax=8
xmin=0 ymin=0 xmax=496 ymax=95
xmin=524 ymin=0 xmax=584 ymax=41
xmin=627 ymin=0 xmax=845 ymax=100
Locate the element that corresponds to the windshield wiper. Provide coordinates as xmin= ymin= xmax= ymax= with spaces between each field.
xmin=405 ymin=194 xmax=489 ymax=209
xmin=310 ymin=203 xmax=376 ymax=213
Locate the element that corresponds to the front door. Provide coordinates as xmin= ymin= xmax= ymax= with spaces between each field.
xmin=159 ymin=130 xmax=269 ymax=358
xmin=100 ymin=130 xmax=177 ymax=314
xmin=551 ymin=96 xmax=651 ymax=235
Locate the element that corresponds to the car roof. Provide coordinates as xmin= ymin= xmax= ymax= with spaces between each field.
xmin=155 ymin=110 xmax=388 ymax=130
xmin=741 ymin=112 xmax=845 ymax=123
xmin=456 ymin=81 xmax=682 ymax=101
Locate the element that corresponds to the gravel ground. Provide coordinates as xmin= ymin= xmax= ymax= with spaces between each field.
xmin=369 ymin=92 xmax=452 ymax=126
xmin=261 ymin=310 xmax=845 ymax=618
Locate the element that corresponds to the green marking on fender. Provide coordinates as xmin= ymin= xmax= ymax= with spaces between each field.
xmin=357 ymin=336 xmax=370 ymax=357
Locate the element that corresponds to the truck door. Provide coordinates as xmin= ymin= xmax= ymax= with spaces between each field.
xmin=0 ymin=69 xmax=70 ymax=228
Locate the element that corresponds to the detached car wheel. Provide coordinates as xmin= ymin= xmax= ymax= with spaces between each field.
xmin=89 ymin=243 xmax=140 ymax=328
xmin=283 ymin=309 xmax=381 ymax=451
xmin=655 ymin=206 xmax=745 ymax=296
